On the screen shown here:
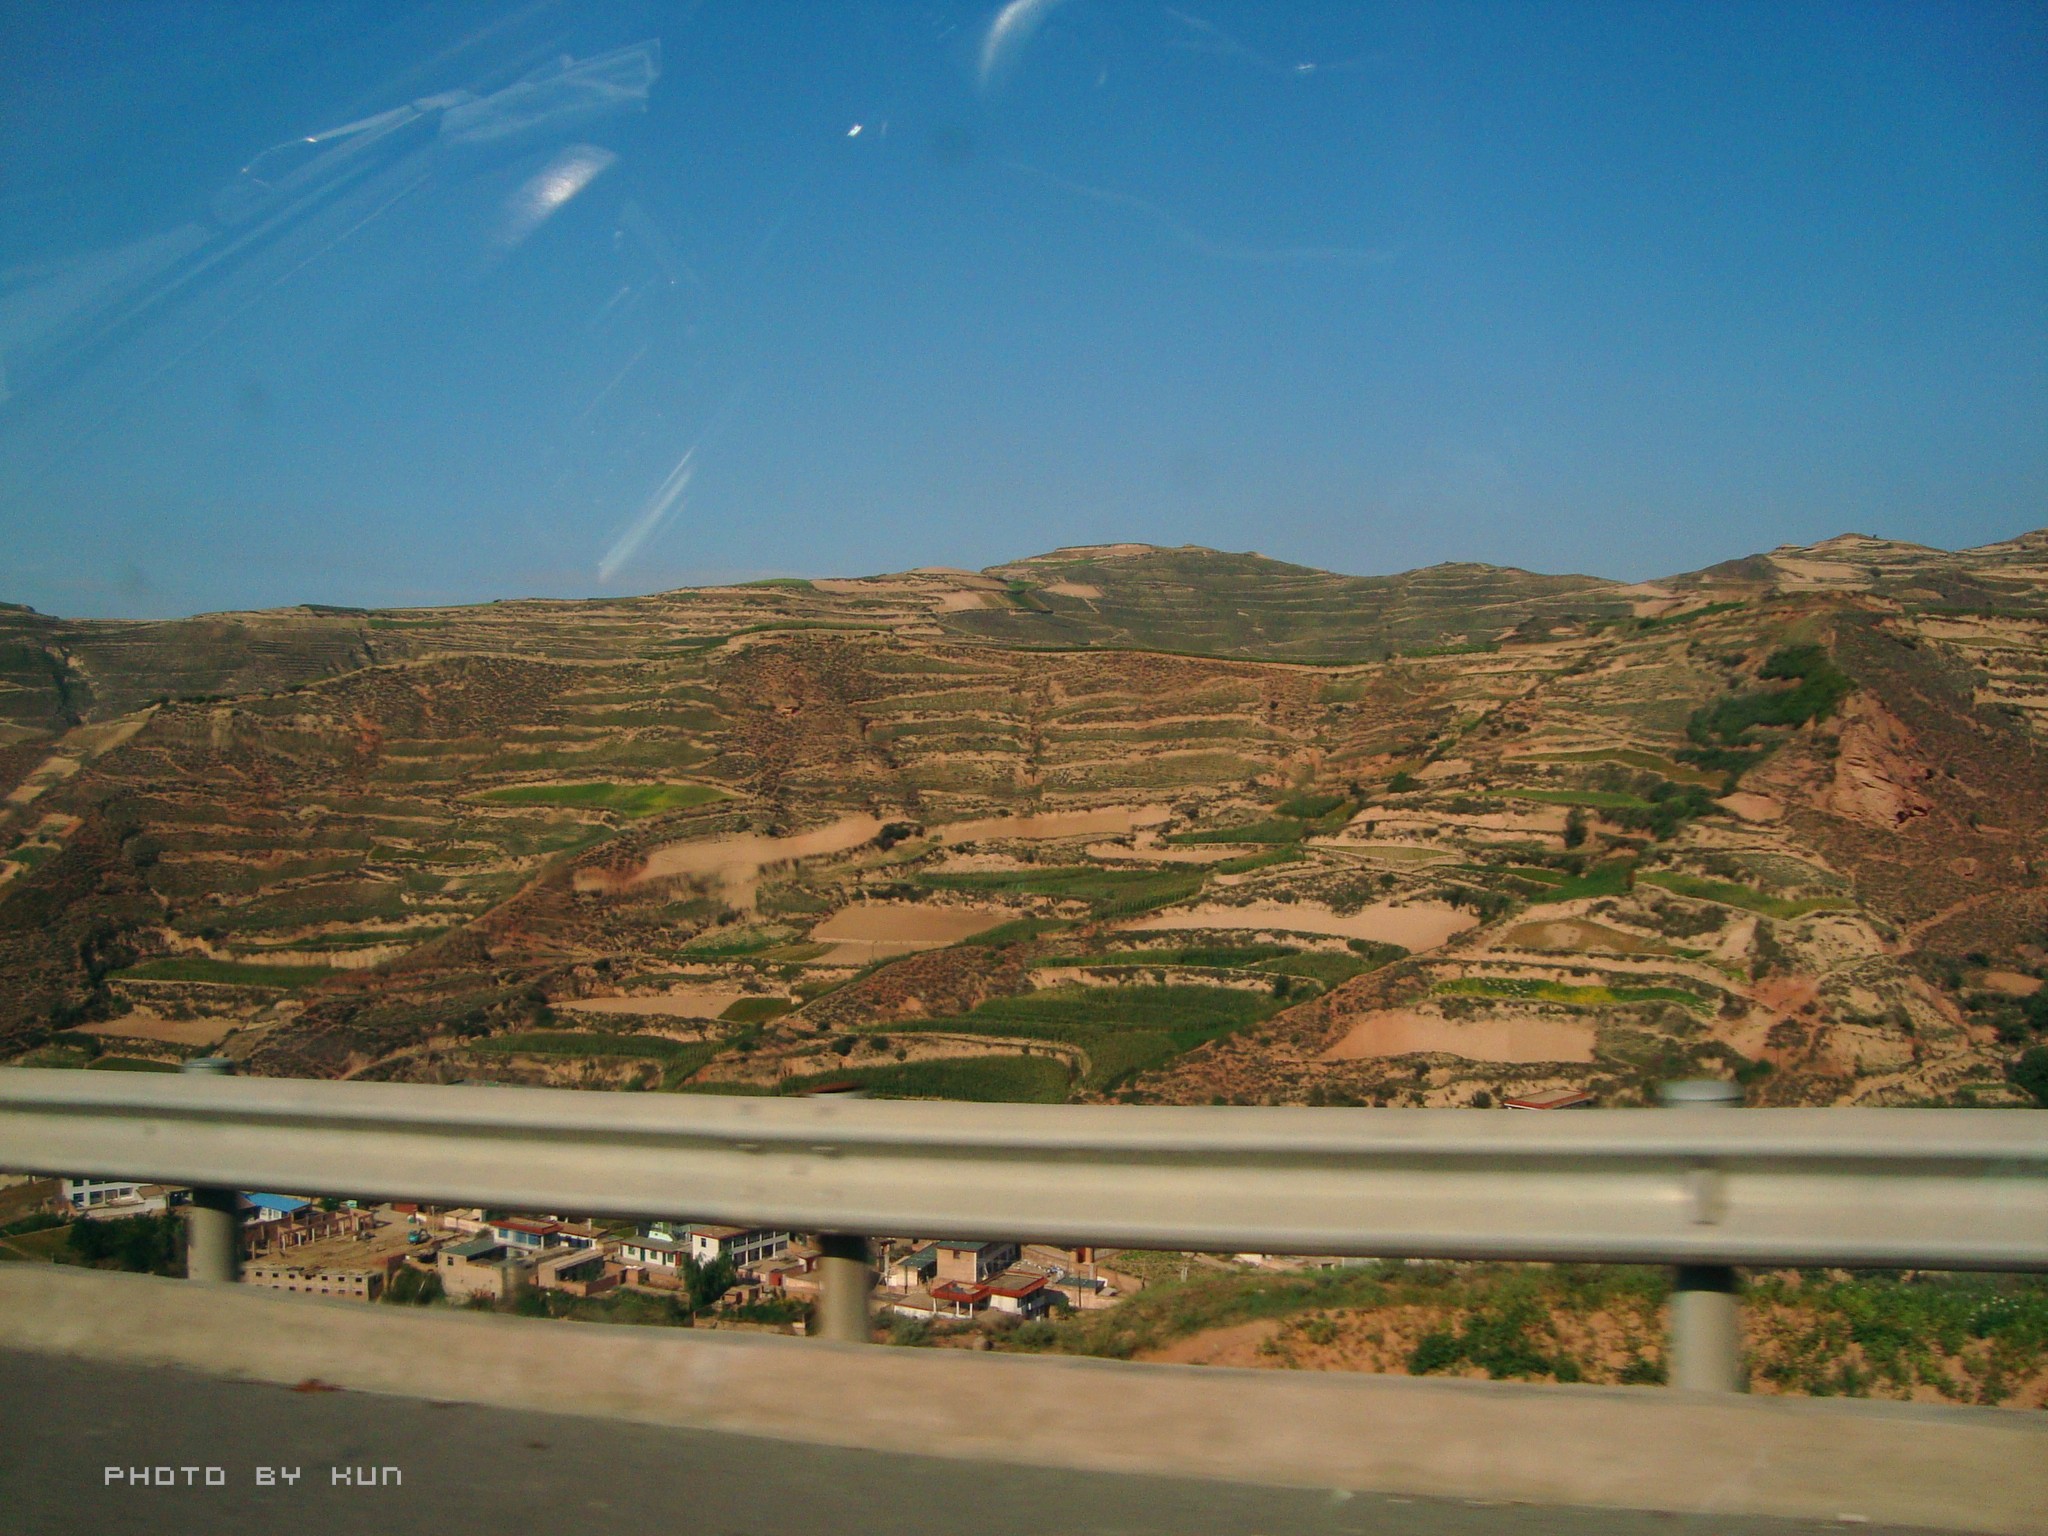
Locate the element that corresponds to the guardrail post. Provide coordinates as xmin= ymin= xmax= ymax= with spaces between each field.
xmin=1660 ymin=1079 xmax=1743 ymax=1391
xmin=815 ymin=1233 xmax=873 ymax=1343
xmin=179 ymin=1058 xmax=239 ymax=1284
xmin=801 ymin=1080 xmax=873 ymax=1342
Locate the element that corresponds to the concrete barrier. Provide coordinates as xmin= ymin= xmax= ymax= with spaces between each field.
xmin=2 ymin=1265 xmax=2041 ymax=1533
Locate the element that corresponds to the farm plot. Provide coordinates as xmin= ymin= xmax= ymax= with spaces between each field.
xmin=884 ymin=984 xmax=1284 ymax=1095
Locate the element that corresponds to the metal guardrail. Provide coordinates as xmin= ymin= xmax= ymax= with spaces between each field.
xmin=3 ymin=1068 xmax=2043 ymax=1267
xmin=2 ymin=1067 xmax=2044 ymax=1386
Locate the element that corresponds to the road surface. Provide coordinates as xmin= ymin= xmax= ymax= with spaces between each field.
xmin=0 ymin=1350 xmax=1940 ymax=1535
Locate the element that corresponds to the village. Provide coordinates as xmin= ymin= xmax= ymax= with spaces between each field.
xmin=42 ymin=1175 xmax=1144 ymax=1333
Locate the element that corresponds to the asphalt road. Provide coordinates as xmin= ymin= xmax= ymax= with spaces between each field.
xmin=0 ymin=1350 xmax=1941 ymax=1536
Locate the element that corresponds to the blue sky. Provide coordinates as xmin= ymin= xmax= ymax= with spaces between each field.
xmin=1 ymin=1 xmax=2042 ymax=618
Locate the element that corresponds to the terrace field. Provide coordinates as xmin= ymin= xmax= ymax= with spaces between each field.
xmin=0 ymin=530 xmax=2043 ymax=1111
xmin=469 ymin=781 xmax=727 ymax=817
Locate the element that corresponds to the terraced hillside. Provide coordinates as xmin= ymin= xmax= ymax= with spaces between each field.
xmin=2 ymin=533 xmax=2045 ymax=1112
xmin=0 ymin=545 xmax=1633 ymax=736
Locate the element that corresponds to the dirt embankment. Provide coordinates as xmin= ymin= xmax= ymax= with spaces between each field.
xmin=800 ymin=942 xmax=1032 ymax=1031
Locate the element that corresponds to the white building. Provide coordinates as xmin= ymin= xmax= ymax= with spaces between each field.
xmin=664 ymin=1223 xmax=791 ymax=1268
xmin=61 ymin=1178 xmax=144 ymax=1212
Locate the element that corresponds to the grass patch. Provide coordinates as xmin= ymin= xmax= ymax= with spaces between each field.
xmin=778 ymin=1055 xmax=1071 ymax=1103
xmin=1638 ymin=872 xmax=1849 ymax=920
xmin=113 ymin=957 xmax=335 ymax=988
xmin=85 ymin=1056 xmax=181 ymax=1072
xmin=470 ymin=781 xmax=728 ymax=817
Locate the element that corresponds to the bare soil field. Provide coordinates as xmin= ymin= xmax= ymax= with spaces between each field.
xmin=558 ymin=987 xmax=755 ymax=1019
xmin=1983 ymin=970 xmax=2043 ymax=996
xmin=810 ymin=901 xmax=1012 ymax=962
xmin=1320 ymin=1007 xmax=1597 ymax=1064
xmin=603 ymin=814 xmax=885 ymax=901
xmin=78 ymin=1013 xmax=235 ymax=1047
xmin=1121 ymin=900 xmax=1478 ymax=951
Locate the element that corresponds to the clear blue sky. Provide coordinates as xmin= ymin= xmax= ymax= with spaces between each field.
xmin=1 ymin=1 xmax=2042 ymax=618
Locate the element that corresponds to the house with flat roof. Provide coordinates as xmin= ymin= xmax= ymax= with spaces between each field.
xmin=934 ymin=1240 xmax=1019 ymax=1285
xmin=619 ymin=1231 xmax=688 ymax=1277
xmin=884 ymin=1243 xmax=938 ymax=1291
xmin=60 ymin=1178 xmax=143 ymax=1212
xmin=984 ymin=1269 xmax=1053 ymax=1319
xmin=437 ymin=1236 xmax=521 ymax=1303
xmin=487 ymin=1216 xmax=598 ymax=1252
xmin=534 ymin=1245 xmax=614 ymax=1296
xmin=649 ymin=1223 xmax=790 ymax=1268
xmin=928 ymin=1279 xmax=991 ymax=1317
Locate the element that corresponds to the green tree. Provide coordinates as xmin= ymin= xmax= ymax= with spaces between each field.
xmin=681 ymin=1253 xmax=738 ymax=1313
xmin=2011 ymin=1046 xmax=2048 ymax=1107
xmin=1562 ymin=807 xmax=1588 ymax=849
xmin=67 ymin=1212 xmax=183 ymax=1275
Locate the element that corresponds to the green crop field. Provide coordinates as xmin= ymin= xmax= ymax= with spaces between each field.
xmin=1638 ymin=872 xmax=1849 ymax=920
xmin=1528 ymin=858 xmax=1636 ymax=905
xmin=720 ymin=997 xmax=793 ymax=1024
xmin=916 ymin=866 xmax=1204 ymax=917
xmin=1212 ymin=847 xmax=1309 ymax=875
xmin=778 ymin=1055 xmax=1071 ymax=1103
xmin=1255 ymin=952 xmax=1377 ymax=986
xmin=474 ymin=1031 xmax=716 ymax=1070
xmin=885 ymin=984 xmax=1282 ymax=1094
xmin=113 ymin=957 xmax=336 ymax=988
xmin=470 ymin=781 xmax=727 ymax=817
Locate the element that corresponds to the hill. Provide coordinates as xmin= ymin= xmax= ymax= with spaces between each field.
xmin=1 ymin=528 xmax=2044 ymax=1113
xmin=0 ymin=544 xmax=1634 ymax=735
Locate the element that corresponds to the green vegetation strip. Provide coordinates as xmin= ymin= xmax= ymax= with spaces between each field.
xmin=113 ymin=957 xmax=336 ymax=988
xmin=1435 ymin=978 xmax=1713 ymax=1012
xmin=1491 ymin=787 xmax=1654 ymax=811
xmin=916 ymin=866 xmax=1203 ymax=917
xmin=471 ymin=781 xmax=728 ymax=817
xmin=1524 ymin=749 xmax=1722 ymax=787
xmin=1638 ymin=872 xmax=1849 ymax=920
xmin=474 ymin=1031 xmax=715 ymax=1071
